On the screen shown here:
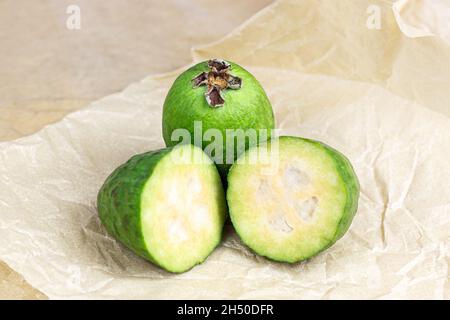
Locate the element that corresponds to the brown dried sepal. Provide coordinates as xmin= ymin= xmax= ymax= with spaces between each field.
xmin=191 ymin=59 xmax=242 ymax=107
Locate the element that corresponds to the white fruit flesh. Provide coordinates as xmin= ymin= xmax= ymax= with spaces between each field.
xmin=140 ymin=145 xmax=226 ymax=272
xmin=228 ymin=138 xmax=348 ymax=262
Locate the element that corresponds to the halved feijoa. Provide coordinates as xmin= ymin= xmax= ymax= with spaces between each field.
xmin=97 ymin=144 xmax=227 ymax=273
xmin=227 ymin=136 xmax=359 ymax=263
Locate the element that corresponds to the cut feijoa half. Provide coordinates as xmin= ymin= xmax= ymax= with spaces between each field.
xmin=227 ymin=136 xmax=360 ymax=263
xmin=97 ymin=144 xmax=227 ymax=273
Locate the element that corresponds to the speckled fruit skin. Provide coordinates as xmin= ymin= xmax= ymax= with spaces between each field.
xmin=318 ymin=139 xmax=360 ymax=243
xmin=97 ymin=149 xmax=170 ymax=265
xmin=162 ymin=60 xmax=275 ymax=178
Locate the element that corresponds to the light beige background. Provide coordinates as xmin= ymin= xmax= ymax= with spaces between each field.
xmin=0 ymin=0 xmax=271 ymax=141
xmin=0 ymin=0 xmax=271 ymax=299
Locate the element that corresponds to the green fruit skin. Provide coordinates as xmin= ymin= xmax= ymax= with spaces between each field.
xmin=162 ymin=60 xmax=275 ymax=178
xmin=228 ymin=136 xmax=360 ymax=262
xmin=319 ymin=140 xmax=360 ymax=244
xmin=97 ymin=149 xmax=170 ymax=267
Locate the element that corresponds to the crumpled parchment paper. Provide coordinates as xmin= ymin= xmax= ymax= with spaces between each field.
xmin=0 ymin=0 xmax=449 ymax=299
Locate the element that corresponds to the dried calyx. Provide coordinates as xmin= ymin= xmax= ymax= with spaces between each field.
xmin=192 ymin=59 xmax=242 ymax=107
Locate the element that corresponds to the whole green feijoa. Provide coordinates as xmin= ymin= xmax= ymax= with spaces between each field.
xmin=162 ymin=59 xmax=275 ymax=179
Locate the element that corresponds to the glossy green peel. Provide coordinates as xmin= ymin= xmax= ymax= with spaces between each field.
xmin=227 ymin=136 xmax=360 ymax=263
xmin=162 ymin=59 xmax=275 ymax=178
xmin=97 ymin=144 xmax=227 ymax=273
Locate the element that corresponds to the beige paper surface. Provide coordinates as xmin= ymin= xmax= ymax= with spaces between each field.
xmin=0 ymin=0 xmax=449 ymax=299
